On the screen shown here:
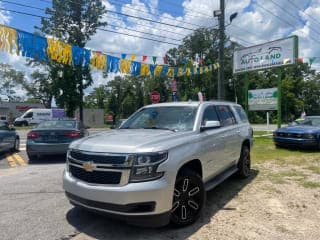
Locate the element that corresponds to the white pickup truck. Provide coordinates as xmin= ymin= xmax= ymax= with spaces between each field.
xmin=63 ymin=101 xmax=253 ymax=227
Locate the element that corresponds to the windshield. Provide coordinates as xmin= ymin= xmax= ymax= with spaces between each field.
xmin=37 ymin=120 xmax=76 ymax=129
xmin=120 ymin=106 xmax=198 ymax=132
xmin=295 ymin=117 xmax=320 ymax=127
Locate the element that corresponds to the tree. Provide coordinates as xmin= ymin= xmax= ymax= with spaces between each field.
xmin=40 ymin=0 xmax=106 ymax=118
xmin=84 ymin=84 xmax=109 ymax=109
xmin=0 ymin=63 xmax=25 ymax=101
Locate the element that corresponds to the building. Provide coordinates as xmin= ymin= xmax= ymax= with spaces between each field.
xmin=0 ymin=102 xmax=45 ymax=123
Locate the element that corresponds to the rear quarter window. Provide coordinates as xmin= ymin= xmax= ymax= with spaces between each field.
xmin=234 ymin=106 xmax=249 ymax=123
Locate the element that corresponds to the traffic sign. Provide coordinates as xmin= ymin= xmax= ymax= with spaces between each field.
xmin=151 ymin=91 xmax=160 ymax=103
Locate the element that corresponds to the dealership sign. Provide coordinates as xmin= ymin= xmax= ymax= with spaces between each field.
xmin=248 ymin=88 xmax=278 ymax=111
xmin=233 ymin=36 xmax=298 ymax=73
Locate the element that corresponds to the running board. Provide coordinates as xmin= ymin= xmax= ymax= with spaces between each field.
xmin=204 ymin=165 xmax=238 ymax=191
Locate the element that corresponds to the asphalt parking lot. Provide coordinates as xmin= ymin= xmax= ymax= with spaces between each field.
xmin=1 ymin=126 xmax=318 ymax=240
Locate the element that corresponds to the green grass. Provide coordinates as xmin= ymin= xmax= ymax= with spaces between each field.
xmin=300 ymin=181 xmax=320 ymax=188
xmin=252 ymin=137 xmax=320 ymax=189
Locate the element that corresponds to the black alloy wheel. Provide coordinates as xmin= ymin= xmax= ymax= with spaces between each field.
xmin=238 ymin=145 xmax=251 ymax=178
xmin=170 ymin=169 xmax=205 ymax=227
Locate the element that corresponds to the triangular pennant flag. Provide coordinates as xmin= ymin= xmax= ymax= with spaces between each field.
xmin=152 ymin=56 xmax=157 ymax=64
xmin=297 ymin=57 xmax=303 ymax=63
xmin=309 ymin=57 xmax=316 ymax=66
xmin=142 ymin=55 xmax=147 ymax=62
xmin=130 ymin=54 xmax=136 ymax=61
xmin=121 ymin=53 xmax=126 ymax=59
xmin=163 ymin=56 xmax=167 ymax=64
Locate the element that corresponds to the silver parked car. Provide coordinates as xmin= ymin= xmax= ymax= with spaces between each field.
xmin=63 ymin=101 xmax=253 ymax=227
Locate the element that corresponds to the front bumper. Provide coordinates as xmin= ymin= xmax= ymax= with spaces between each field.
xmin=273 ymin=136 xmax=319 ymax=149
xmin=27 ymin=141 xmax=70 ymax=155
xmin=63 ymin=170 xmax=173 ymax=227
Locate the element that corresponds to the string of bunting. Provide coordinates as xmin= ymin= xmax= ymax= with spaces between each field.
xmin=0 ymin=24 xmax=220 ymax=77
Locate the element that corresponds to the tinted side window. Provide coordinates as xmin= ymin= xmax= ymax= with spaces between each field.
xmin=202 ymin=106 xmax=219 ymax=125
xmin=23 ymin=112 xmax=33 ymax=118
xmin=217 ymin=105 xmax=236 ymax=126
xmin=234 ymin=106 xmax=249 ymax=123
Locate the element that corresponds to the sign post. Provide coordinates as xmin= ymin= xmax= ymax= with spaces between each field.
xmin=233 ymin=36 xmax=298 ymax=129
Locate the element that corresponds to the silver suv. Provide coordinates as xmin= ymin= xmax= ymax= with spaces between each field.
xmin=63 ymin=101 xmax=253 ymax=227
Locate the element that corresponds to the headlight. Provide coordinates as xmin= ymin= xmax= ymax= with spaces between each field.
xmin=129 ymin=151 xmax=168 ymax=182
xmin=304 ymin=133 xmax=315 ymax=139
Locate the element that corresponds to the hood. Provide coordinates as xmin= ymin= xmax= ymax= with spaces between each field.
xmin=277 ymin=125 xmax=320 ymax=134
xmin=70 ymin=129 xmax=193 ymax=153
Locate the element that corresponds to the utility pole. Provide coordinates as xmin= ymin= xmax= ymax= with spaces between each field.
xmin=217 ymin=0 xmax=225 ymax=100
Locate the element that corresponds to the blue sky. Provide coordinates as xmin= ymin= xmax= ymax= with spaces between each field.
xmin=1 ymin=0 xmax=185 ymax=33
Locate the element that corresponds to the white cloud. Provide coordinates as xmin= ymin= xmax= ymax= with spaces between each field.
xmin=0 ymin=3 xmax=11 ymax=24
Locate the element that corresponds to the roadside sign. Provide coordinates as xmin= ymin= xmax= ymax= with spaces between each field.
xmin=151 ymin=91 xmax=160 ymax=103
xmin=248 ymin=88 xmax=278 ymax=111
xmin=233 ymin=36 xmax=298 ymax=74
xmin=170 ymin=80 xmax=177 ymax=92
xmin=106 ymin=114 xmax=113 ymax=122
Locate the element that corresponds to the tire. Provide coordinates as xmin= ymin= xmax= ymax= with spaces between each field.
xmin=11 ymin=138 xmax=20 ymax=152
xmin=27 ymin=153 xmax=38 ymax=162
xmin=237 ymin=145 xmax=251 ymax=178
xmin=170 ymin=169 xmax=205 ymax=227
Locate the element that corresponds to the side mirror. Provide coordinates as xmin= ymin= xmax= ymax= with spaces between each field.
xmin=200 ymin=120 xmax=221 ymax=132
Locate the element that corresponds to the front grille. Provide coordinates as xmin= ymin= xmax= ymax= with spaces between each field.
xmin=69 ymin=165 xmax=121 ymax=184
xmin=276 ymin=132 xmax=303 ymax=138
xmin=66 ymin=192 xmax=155 ymax=213
xmin=70 ymin=151 xmax=126 ymax=164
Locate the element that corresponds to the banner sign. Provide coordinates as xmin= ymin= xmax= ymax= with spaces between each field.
xmin=233 ymin=36 xmax=298 ymax=73
xmin=0 ymin=24 xmax=219 ymax=78
xmin=248 ymin=88 xmax=278 ymax=111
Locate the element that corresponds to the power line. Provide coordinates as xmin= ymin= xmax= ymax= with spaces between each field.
xmin=37 ymin=0 xmax=209 ymax=29
xmin=269 ymin=0 xmax=320 ymax=38
xmin=286 ymin=0 xmax=320 ymax=26
xmin=38 ymin=0 xmax=198 ymax=31
xmin=107 ymin=23 xmax=182 ymax=42
xmin=105 ymin=14 xmax=188 ymax=37
xmin=0 ymin=0 xmax=45 ymax=11
xmin=0 ymin=7 xmax=180 ymax=45
xmin=254 ymin=1 xmax=320 ymax=45
xmin=159 ymin=0 xmax=213 ymax=18
xmin=0 ymin=0 xmax=185 ymax=42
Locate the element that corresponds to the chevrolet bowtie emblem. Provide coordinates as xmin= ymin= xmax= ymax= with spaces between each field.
xmin=83 ymin=162 xmax=95 ymax=172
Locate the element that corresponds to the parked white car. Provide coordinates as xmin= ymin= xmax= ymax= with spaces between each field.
xmin=63 ymin=101 xmax=253 ymax=227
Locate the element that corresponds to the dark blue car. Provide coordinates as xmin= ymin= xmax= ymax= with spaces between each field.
xmin=273 ymin=116 xmax=320 ymax=149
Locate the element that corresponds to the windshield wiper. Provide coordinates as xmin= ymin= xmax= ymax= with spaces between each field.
xmin=143 ymin=127 xmax=177 ymax=132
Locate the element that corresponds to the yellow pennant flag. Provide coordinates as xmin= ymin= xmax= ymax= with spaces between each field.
xmin=214 ymin=63 xmax=220 ymax=70
xmin=193 ymin=66 xmax=197 ymax=74
xmin=178 ymin=67 xmax=183 ymax=76
xmin=47 ymin=39 xmax=72 ymax=65
xmin=90 ymin=51 xmax=106 ymax=70
xmin=130 ymin=54 xmax=136 ymax=61
xmin=140 ymin=63 xmax=150 ymax=76
xmin=0 ymin=25 xmax=18 ymax=54
xmin=167 ymin=67 xmax=174 ymax=77
xmin=200 ymin=67 xmax=203 ymax=74
xmin=120 ymin=59 xmax=131 ymax=74
xmin=186 ymin=67 xmax=191 ymax=76
xmin=154 ymin=65 xmax=163 ymax=76
xmin=205 ymin=66 xmax=209 ymax=73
